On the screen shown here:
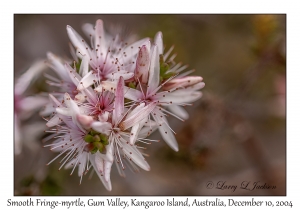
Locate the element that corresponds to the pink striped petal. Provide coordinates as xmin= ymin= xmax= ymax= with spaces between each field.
xmin=135 ymin=44 xmax=150 ymax=84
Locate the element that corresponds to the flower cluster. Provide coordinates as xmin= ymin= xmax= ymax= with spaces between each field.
xmin=43 ymin=19 xmax=205 ymax=191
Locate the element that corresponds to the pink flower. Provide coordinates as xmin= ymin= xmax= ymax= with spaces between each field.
xmin=67 ymin=19 xmax=150 ymax=91
xmin=39 ymin=20 xmax=205 ymax=191
xmin=90 ymin=77 xmax=156 ymax=182
xmin=44 ymin=93 xmax=112 ymax=190
xmin=45 ymin=77 xmax=156 ymax=190
xmin=102 ymin=40 xmax=205 ymax=151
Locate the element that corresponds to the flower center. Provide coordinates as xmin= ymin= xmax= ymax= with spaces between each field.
xmin=83 ymin=130 xmax=109 ymax=154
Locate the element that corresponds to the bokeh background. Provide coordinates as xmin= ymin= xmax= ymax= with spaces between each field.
xmin=14 ymin=14 xmax=286 ymax=196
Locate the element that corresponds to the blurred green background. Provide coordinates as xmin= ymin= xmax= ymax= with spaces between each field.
xmin=14 ymin=14 xmax=286 ymax=195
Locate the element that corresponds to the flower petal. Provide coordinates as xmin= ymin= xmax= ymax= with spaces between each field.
xmin=98 ymin=111 xmax=109 ymax=122
xmin=77 ymin=153 xmax=87 ymax=176
xmin=154 ymin=31 xmax=164 ymax=55
xmin=158 ymin=120 xmax=178 ymax=152
xmin=135 ymin=43 xmax=150 ymax=84
xmin=122 ymin=37 xmax=150 ymax=63
xmin=19 ymin=96 xmax=48 ymax=113
xmin=56 ymin=107 xmax=72 ymax=116
xmin=81 ymin=23 xmax=94 ymax=38
xmin=79 ymin=55 xmax=90 ymax=76
xmin=119 ymin=142 xmax=150 ymax=171
xmin=46 ymin=115 xmax=61 ymax=127
xmin=129 ymin=117 xmax=147 ymax=145
xmin=167 ymin=105 xmax=189 ymax=120
xmin=119 ymin=102 xmax=156 ymax=131
xmin=15 ymin=60 xmax=47 ymax=95
xmin=91 ymin=121 xmax=112 ymax=136
xmin=113 ymin=77 xmax=124 ymax=125
xmin=94 ymin=19 xmax=107 ymax=56
xmin=65 ymin=63 xmax=82 ymax=87
xmin=47 ymin=52 xmax=70 ymax=82
xmin=74 ymin=93 xmax=86 ymax=103
xmin=125 ymin=103 xmax=145 ymax=120
xmin=77 ymin=71 xmax=97 ymax=90
xmin=102 ymin=80 xmax=142 ymax=101
xmin=147 ymin=45 xmax=160 ymax=95
xmin=94 ymin=152 xmax=104 ymax=173
xmin=49 ymin=94 xmax=62 ymax=107
xmin=159 ymin=91 xmax=203 ymax=104
xmin=66 ymin=25 xmax=90 ymax=59
xmin=104 ymin=160 xmax=113 ymax=183
xmin=103 ymin=141 xmax=114 ymax=182
xmin=139 ymin=124 xmax=159 ymax=139
xmin=106 ymin=71 xmax=134 ymax=81
xmin=40 ymin=103 xmax=55 ymax=116
xmin=163 ymin=76 xmax=203 ymax=90
xmin=76 ymin=114 xmax=93 ymax=129
xmin=152 ymin=108 xmax=178 ymax=151
xmin=90 ymin=154 xmax=112 ymax=191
